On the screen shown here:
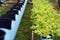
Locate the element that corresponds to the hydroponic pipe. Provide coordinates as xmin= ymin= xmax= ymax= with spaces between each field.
xmin=0 ymin=0 xmax=28 ymax=40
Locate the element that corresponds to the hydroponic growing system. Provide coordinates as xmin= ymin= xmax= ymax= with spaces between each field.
xmin=0 ymin=0 xmax=28 ymax=40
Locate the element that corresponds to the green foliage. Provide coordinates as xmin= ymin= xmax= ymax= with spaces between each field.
xmin=31 ymin=0 xmax=60 ymax=38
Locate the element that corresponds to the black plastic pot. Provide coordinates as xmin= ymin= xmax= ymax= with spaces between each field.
xmin=1 ymin=14 xmax=15 ymax=20
xmin=18 ymin=2 xmax=24 ymax=5
xmin=0 ymin=15 xmax=12 ymax=29
xmin=11 ymin=6 xmax=20 ymax=10
xmin=18 ymin=0 xmax=25 ymax=4
xmin=6 ymin=10 xmax=18 ymax=15
xmin=0 ymin=30 xmax=5 ymax=40
xmin=40 ymin=36 xmax=52 ymax=40
xmin=10 ymin=2 xmax=23 ymax=10
xmin=10 ymin=9 xmax=18 ymax=15
xmin=11 ymin=3 xmax=23 ymax=10
xmin=13 ymin=3 xmax=22 ymax=7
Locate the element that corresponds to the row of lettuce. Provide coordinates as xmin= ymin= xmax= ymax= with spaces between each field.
xmin=31 ymin=0 xmax=60 ymax=39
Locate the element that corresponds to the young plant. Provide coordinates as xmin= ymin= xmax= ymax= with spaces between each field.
xmin=31 ymin=0 xmax=60 ymax=39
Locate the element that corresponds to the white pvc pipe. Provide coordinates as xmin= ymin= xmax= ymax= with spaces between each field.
xmin=0 ymin=0 xmax=28 ymax=40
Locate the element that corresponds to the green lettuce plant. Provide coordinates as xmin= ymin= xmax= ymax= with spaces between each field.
xmin=31 ymin=0 xmax=60 ymax=38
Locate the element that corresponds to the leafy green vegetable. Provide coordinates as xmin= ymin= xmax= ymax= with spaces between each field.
xmin=31 ymin=0 xmax=60 ymax=38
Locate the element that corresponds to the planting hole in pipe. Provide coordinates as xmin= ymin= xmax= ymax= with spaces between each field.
xmin=0 ymin=30 xmax=5 ymax=40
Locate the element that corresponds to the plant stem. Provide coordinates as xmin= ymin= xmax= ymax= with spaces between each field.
xmin=31 ymin=31 xmax=34 ymax=40
xmin=52 ymin=34 xmax=58 ymax=40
